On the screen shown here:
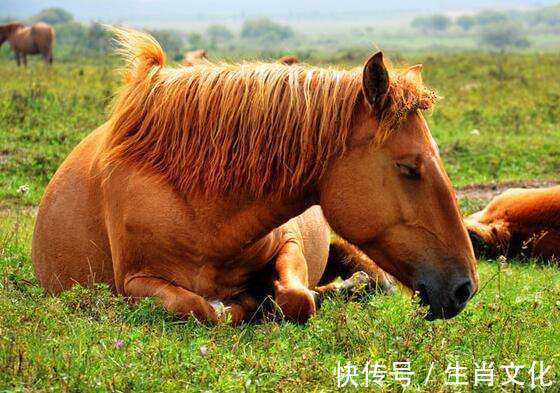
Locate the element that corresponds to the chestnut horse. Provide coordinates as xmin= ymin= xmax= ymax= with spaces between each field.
xmin=0 ymin=22 xmax=54 ymax=66
xmin=278 ymin=55 xmax=299 ymax=65
xmin=182 ymin=49 xmax=209 ymax=66
xmin=466 ymin=186 xmax=560 ymax=260
xmin=32 ymin=28 xmax=478 ymax=324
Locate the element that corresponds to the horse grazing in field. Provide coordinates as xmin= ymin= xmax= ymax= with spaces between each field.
xmin=0 ymin=22 xmax=55 ymax=66
xmin=278 ymin=55 xmax=299 ymax=65
xmin=32 ymin=28 xmax=478 ymax=324
xmin=466 ymin=186 xmax=560 ymax=261
xmin=182 ymin=49 xmax=209 ymax=66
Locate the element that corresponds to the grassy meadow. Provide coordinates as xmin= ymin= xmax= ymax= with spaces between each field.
xmin=1 ymin=53 xmax=560 ymax=391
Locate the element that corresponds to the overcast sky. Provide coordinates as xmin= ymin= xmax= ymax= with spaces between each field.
xmin=2 ymin=0 xmax=558 ymax=28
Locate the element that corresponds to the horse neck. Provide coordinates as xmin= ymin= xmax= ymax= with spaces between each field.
xmin=2 ymin=24 xmax=22 ymax=38
xmin=201 ymin=188 xmax=319 ymax=256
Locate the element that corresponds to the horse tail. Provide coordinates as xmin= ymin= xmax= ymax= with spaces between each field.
xmin=109 ymin=26 xmax=166 ymax=82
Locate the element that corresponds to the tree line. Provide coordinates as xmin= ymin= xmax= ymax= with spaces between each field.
xmin=1 ymin=8 xmax=296 ymax=60
xmin=410 ymin=4 xmax=560 ymax=49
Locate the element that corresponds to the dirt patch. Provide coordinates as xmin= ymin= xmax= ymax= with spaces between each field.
xmin=457 ymin=179 xmax=558 ymax=201
xmin=0 ymin=201 xmax=38 ymax=215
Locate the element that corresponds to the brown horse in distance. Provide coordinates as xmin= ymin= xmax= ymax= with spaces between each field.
xmin=0 ymin=22 xmax=54 ymax=66
xmin=182 ymin=49 xmax=209 ymax=66
xmin=32 ymin=28 xmax=478 ymax=324
xmin=466 ymin=186 xmax=560 ymax=260
xmin=278 ymin=55 xmax=299 ymax=65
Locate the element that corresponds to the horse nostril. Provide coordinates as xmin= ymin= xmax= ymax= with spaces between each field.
xmin=453 ymin=281 xmax=472 ymax=306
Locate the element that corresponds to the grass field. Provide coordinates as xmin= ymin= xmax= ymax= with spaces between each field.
xmin=1 ymin=53 xmax=559 ymax=391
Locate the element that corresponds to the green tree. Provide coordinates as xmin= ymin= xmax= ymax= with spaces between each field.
xmin=149 ymin=29 xmax=184 ymax=56
xmin=526 ymin=5 xmax=560 ymax=27
xmin=456 ymin=15 xmax=476 ymax=30
xmin=86 ymin=23 xmax=112 ymax=53
xmin=29 ymin=8 xmax=73 ymax=25
xmin=54 ymin=22 xmax=87 ymax=50
xmin=474 ymin=11 xmax=509 ymax=26
xmin=480 ymin=23 xmax=530 ymax=49
xmin=240 ymin=18 xmax=294 ymax=42
xmin=186 ymin=32 xmax=205 ymax=50
xmin=411 ymin=14 xmax=452 ymax=32
xmin=206 ymin=24 xmax=234 ymax=44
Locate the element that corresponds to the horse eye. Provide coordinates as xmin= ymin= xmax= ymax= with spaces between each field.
xmin=397 ymin=163 xmax=421 ymax=180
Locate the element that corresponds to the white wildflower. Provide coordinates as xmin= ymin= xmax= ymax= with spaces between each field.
xmin=17 ymin=185 xmax=29 ymax=194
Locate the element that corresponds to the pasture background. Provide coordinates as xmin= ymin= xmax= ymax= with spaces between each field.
xmin=1 ymin=51 xmax=560 ymax=390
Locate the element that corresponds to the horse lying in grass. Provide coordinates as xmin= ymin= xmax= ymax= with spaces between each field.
xmin=182 ymin=49 xmax=209 ymax=66
xmin=466 ymin=186 xmax=560 ymax=261
xmin=278 ymin=55 xmax=299 ymax=65
xmin=32 ymin=28 xmax=478 ymax=324
xmin=0 ymin=22 xmax=54 ymax=66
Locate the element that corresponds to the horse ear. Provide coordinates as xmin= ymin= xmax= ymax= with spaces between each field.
xmin=362 ymin=51 xmax=389 ymax=111
xmin=406 ymin=64 xmax=423 ymax=83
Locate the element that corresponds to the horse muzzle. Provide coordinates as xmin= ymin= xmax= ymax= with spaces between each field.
xmin=415 ymin=275 xmax=476 ymax=320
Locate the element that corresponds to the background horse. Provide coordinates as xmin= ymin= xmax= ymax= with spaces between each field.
xmin=278 ymin=55 xmax=299 ymax=65
xmin=32 ymin=28 xmax=477 ymax=324
xmin=182 ymin=49 xmax=209 ymax=66
xmin=0 ymin=22 xmax=55 ymax=66
xmin=466 ymin=186 xmax=560 ymax=260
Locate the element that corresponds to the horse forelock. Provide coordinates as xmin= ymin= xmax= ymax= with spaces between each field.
xmin=378 ymin=70 xmax=439 ymax=137
xmin=101 ymin=29 xmax=437 ymax=198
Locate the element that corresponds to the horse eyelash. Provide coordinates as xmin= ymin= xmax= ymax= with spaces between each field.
xmin=397 ymin=163 xmax=421 ymax=180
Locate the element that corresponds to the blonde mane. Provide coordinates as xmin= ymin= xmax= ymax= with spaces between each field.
xmin=101 ymin=28 xmax=437 ymax=197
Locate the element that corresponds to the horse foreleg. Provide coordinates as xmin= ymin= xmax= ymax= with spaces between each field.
xmin=273 ymin=240 xmax=318 ymax=323
xmin=124 ymin=275 xmax=218 ymax=323
xmin=315 ymin=238 xmax=395 ymax=296
xmin=14 ymin=51 xmax=20 ymax=67
xmin=42 ymin=48 xmax=53 ymax=64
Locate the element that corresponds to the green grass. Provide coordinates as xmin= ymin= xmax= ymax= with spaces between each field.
xmin=1 ymin=53 xmax=560 ymax=391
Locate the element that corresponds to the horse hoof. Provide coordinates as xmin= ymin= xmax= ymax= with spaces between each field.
xmin=208 ymin=299 xmax=232 ymax=321
xmin=339 ymin=271 xmax=370 ymax=293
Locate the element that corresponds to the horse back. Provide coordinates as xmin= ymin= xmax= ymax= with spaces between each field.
xmin=31 ymin=23 xmax=54 ymax=49
xmin=483 ymin=186 xmax=560 ymax=228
